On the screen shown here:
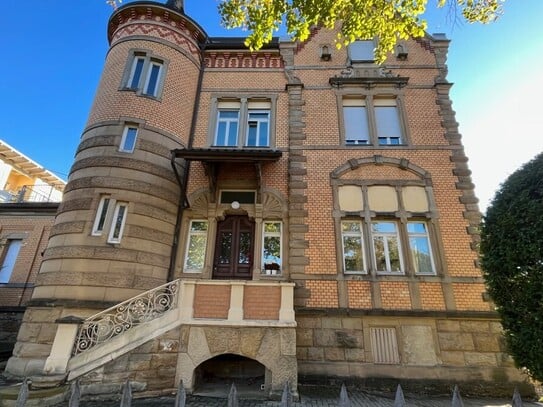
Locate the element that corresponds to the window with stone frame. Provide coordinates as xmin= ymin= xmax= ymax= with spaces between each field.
xmin=92 ymin=195 xmax=129 ymax=244
xmin=119 ymin=125 xmax=138 ymax=153
xmin=210 ymin=97 xmax=276 ymax=148
xmin=122 ymin=50 xmax=167 ymax=99
xmin=107 ymin=202 xmax=128 ymax=244
xmin=341 ymin=96 xmax=405 ymax=146
xmin=335 ymin=181 xmax=439 ymax=276
xmin=262 ymin=221 xmax=282 ymax=274
xmin=184 ymin=220 xmax=209 ymax=273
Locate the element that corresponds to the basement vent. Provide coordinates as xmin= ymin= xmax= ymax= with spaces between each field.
xmin=370 ymin=327 xmax=400 ymax=364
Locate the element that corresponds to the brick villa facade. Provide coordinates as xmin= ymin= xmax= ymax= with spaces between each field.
xmin=4 ymin=0 xmax=534 ymax=400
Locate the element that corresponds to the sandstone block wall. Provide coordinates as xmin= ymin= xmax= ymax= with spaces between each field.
xmin=295 ymin=313 xmax=531 ymax=396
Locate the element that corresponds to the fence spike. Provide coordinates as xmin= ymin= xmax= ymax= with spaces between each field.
xmin=339 ymin=383 xmax=352 ymax=407
xmin=512 ymin=387 xmax=523 ymax=407
xmin=228 ymin=382 xmax=239 ymax=407
xmin=174 ymin=380 xmax=186 ymax=407
xmin=394 ymin=384 xmax=406 ymax=407
xmin=69 ymin=380 xmax=81 ymax=407
xmin=120 ymin=379 xmax=132 ymax=407
xmin=281 ymin=380 xmax=293 ymax=407
xmin=451 ymin=385 xmax=464 ymax=407
xmin=15 ymin=378 xmax=30 ymax=407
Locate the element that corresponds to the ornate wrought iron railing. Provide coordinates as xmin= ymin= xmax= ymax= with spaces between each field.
xmin=73 ymin=279 xmax=180 ymax=355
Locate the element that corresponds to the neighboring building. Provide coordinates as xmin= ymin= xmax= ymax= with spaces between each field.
xmin=4 ymin=0 xmax=534 ymax=400
xmin=0 ymin=140 xmax=64 ymax=358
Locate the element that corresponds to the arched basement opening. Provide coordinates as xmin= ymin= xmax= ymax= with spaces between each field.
xmin=193 ymin=353 xmax=270 ymax=398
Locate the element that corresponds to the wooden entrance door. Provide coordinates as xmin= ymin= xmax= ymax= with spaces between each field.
xmin=213 ymin=216 xmax=255 ymax=279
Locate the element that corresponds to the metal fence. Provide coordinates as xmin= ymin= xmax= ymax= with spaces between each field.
xmin=15 ymin=379 xmax=526 ymax=407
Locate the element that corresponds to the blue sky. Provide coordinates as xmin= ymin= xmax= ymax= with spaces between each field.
xmin=1 ymin=0 xmax=542 ymax=211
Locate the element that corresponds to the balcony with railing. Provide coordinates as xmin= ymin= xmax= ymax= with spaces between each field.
xmin=0 ymin=184 xmax=64 ymax=203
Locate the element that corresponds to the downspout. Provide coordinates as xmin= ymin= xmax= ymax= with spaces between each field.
xmin=168 ymin=41 xmax=206 ymax=282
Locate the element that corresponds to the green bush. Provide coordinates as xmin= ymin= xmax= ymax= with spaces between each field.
xmin=481 ymin=152 xmax=543 ymax=381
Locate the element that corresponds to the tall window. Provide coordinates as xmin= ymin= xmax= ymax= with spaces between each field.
xmin=215 ymin=110 xmax=240 ymax=146
xmin=144 ymin=61 xmax=163 ymax=97
xmin=262 ymin=222 xmax=282 ymax=274
xmin=184 ymin=220 xmax=208 ymax=272
xmin=343 ymin=99 xmax=369 ymax=145
xmin=375 ymin=99 xmax=402 ymax=145
xmin=107 ymin=202 xmax=128 ymax=244
xmin=0 ymin=239 xmax=22 ymax=283
xmin=92 ymin=196 xmax=129 ymax=244
xmin=128 ymin=55 xmax=146 ymax=90
xmin=213 ymin=99 xmax=272 ymax=148
xmin=335 ymin=183 xmax=438 ymax=275
xmin=371 ymin=222 xmax=402 ymax=273
xmin=246 ymin=111 xmax=270 ymax=147
xmin=123 ymin=51 xmax=166 ymax=99
xmin=341 ymin=221 xmax=366 ymax=273
xmin=119 ymin=126 xmax=138 ymax=153
xmin=92 ymin=196 xmax=111 ymax=235
xmin=341 ymin=96 xmax=404 ymax=146
xmin=407 ymin=222 xmax=435 ymax=274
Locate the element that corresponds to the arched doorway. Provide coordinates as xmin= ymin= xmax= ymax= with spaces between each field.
xmin=193 ymin=353 xmax=269 ymax=397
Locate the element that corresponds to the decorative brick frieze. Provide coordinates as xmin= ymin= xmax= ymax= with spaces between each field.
xmin=204 ymin=52 xmax=284 ymax=69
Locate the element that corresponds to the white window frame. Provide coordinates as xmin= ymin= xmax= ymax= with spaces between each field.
xmin=0 ymin=239 xmax=23 ymax=283
xmin=407 ymin=221 xmax=436 ymax=275
xmin=212 ymin=99 xmax=273 ymax=148
xmin=184 ymin=220 xmax=209 ymax=273
xmin=341 ymin=220 xmax=367 ymax=274
xmin=371 ymin=221 xmax=404 ymax=274
xmin=374 ymin=99 xmax=403 ymax=145
xmin=127 ymin=55 xmax=146 ymax=90
xmin=215 ymin=109 xmax=240 ymax=146
xmin=92 ymin=196 xmax=112 ymax=236
xmin=262 ymin=221 xmax=282 ymax=275
xmin=246 ymin=110 xmax=271 ymax=147
xmin=143 ymin=60 xmax=163 ymax=97
xmin=342 ymin=96 xmax=405 ymax=146
xmin=343 ymin=98 xmax=370 ymax=145
xmin=107 ymin=202 xmax=128 ymax=244
xmin=123 ymin=51 xmax=166 ymax=99
xmin=119 ymin=126 xmax=138 ymax=153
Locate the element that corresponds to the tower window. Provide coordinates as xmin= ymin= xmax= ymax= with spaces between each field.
xmin=108 ymin=202 xmax=128 ymax=244
xmin=123 ymin=50 xmax=167 ymax=99
xmin=119 ymin=126 xmax=138 ymax=153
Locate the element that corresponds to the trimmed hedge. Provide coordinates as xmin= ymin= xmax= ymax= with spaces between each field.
xmin=481 ymin=152 xmax=543 ymax=381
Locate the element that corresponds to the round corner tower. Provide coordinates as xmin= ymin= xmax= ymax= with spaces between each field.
xmin=6 ymin=0 xmax=207 ymax=377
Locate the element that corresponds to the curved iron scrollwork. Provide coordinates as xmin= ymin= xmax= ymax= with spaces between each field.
xmin=73 ymin=279 xmax=180 ymax=355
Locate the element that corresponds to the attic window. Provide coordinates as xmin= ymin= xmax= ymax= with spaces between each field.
xmin=349 ymin=40 xmax=375 ymax=63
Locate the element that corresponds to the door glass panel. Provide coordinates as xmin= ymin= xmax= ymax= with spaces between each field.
xmin=238 ymin=232 xmax=251 ymax=264
xmin=219 ymin=232 xmax=232 ymax=264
